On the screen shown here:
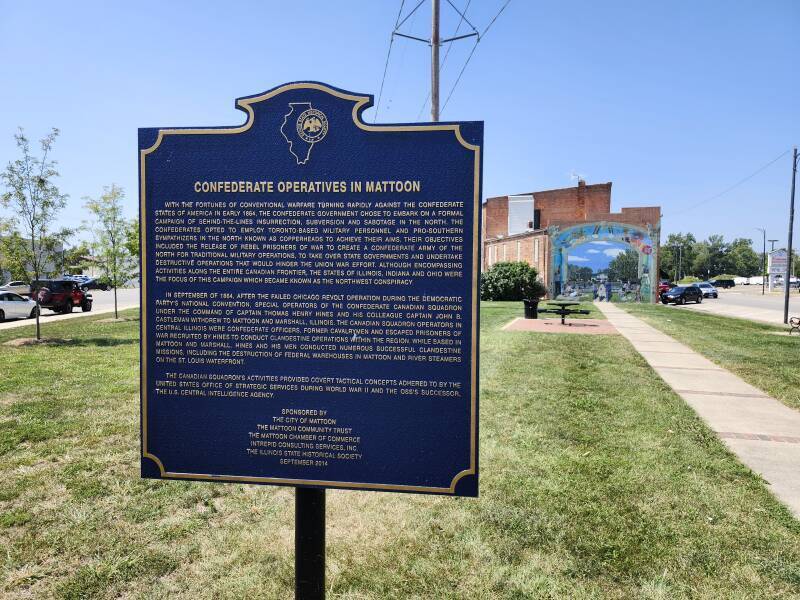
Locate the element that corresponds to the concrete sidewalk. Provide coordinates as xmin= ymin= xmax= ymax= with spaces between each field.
xmin=596 ymin=301 xmax=800 ymax=518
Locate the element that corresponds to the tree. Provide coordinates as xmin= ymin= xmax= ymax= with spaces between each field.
xmin=691 ymin=235 xmax=728 ymax=279
xmin=124 ymin=219 xmax=140 ymax=259
xmin=84 ymin=184 xmax=135 ymax=319
xmin=660 ymin=232 xmax=696 ymax=280
xmin=0 ymin=230 xmax=32 ymax=282
xmin=607 ymin=248 xmax=639 ymax=282
xmin=61 ymin=241 xmax=92 ymax=275
xmin=723 ymin=238 xmax=760 ymax=277
xmin=1 ymin=128 xmax=70 ymax=339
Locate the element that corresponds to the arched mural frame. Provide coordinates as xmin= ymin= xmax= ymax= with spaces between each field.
xmin=548 ymin=221 xmax=659 ymax=302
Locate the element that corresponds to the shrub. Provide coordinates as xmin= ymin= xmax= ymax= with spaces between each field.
xmin=480 ymin=261 xmax=547 ymax=301
xmin=678 ymin=276 xmax=701 ymax=283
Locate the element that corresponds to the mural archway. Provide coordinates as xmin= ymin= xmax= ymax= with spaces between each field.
xmin=548 ymin=222 xmax=659 ymax=302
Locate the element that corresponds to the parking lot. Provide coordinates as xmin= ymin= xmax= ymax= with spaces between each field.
xmin=0 ymin=288 xmax=139 ymax=331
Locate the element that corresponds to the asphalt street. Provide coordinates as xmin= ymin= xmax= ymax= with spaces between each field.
xmin=0 ymin=288 xmax=140 ymax=332
xmin=665 ymin=285 xmax=799 ymax=325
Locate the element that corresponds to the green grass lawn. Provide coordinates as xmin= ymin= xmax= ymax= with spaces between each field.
xmin=620 ymin=303 xmax=800 ymax=411
xmin=1 ymin=305 xmax=799 ymax=598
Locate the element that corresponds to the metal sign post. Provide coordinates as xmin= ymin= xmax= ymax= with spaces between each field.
xmin=296 ymin=488 xmax=326 ymax=599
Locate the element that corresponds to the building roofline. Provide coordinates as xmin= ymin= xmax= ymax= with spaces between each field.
xmin=484 ymin=181 xmax=613 ymax=203
xmin=483 ymin=229 xmax=548 ymax=242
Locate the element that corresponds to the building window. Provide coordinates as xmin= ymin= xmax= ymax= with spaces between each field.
xmin=516 ymin=241 xmax=521 ymax=261
xmin=503 ymin=244 xmax=507 ymax=261
xmin=534 ymin=238 xmax=540 ymax=264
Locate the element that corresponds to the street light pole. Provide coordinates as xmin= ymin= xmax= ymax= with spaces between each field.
xmin=756 ymin=228 xmax=765 ymax=295
xmin=768 ymin=239 xmax=779 ymax=252
xmin=785 ymin=147 xmax=797 ymax=323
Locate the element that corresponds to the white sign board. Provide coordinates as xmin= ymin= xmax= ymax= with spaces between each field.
xmin=768 ymin=250 xmax=787 ymax=275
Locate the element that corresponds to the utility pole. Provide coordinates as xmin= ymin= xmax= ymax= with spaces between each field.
xmin=756 ymin=228 xmax=765 ymax=295
xmin=769 ymin=239 xmax=779 ymax=252
xmin=673 ymin=247 xmax=678 ymax=282
xmin=431 ymin=0 xmax=440 ymax=122
xmin=388 ymin=0 xmax=477 ymax=123
xmin=785 ymin=147 xmax=797 ymax=323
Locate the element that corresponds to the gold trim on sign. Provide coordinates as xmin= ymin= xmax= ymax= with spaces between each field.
xmin=140 ymin=82 xmax=480 ymax=494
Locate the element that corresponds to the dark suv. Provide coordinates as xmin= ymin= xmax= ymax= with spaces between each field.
xmin=30 ymin=279 xmax=93 ymax=314
xmin=710 ymin=279 xmax=735 ymax=289
xmin=660 ymin=284 xmax=703 ymax=305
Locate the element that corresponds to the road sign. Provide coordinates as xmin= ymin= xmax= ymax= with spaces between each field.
xmin=139 ymin=82 xmax=481 ymax=496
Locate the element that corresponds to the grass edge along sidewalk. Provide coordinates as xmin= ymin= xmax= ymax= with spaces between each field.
xmin=598 ymin=301 xmax=800 ymax=519
xmin=0 ymin=304 xmax=798 ymax=598
xmin=619 ymin=302 xmax=800 ymax=412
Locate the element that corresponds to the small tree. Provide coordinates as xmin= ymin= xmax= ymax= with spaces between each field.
xmin=124 ymin=219 xmax=140 ymax=260
xmin=1 ymin=128 xmax=70 ymax=339
xmin=84 ymin=184 xmax=135 ymax=319
xmin=480 ymin=261 xmax=546 ymax=301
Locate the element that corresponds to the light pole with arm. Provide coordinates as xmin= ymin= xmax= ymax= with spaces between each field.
xmin=756 ymin=228 xmax=765 ymax=295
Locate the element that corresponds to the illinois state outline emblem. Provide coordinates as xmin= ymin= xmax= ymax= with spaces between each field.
xmin=280 ymin=102 xmax=328 ymax=164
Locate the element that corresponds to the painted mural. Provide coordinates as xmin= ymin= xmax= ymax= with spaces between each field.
xmin=548 ymin=222 xmax=658 ymax=302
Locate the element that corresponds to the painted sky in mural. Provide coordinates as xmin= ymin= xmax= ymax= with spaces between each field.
xmin=567 ymin=240 xmax=629 ymax=272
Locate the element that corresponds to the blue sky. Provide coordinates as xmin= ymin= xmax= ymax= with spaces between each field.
xmin=1 ymin=1 xmax=798 ymax=247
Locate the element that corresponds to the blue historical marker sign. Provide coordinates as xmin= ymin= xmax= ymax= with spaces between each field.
xmin=139 ymin=82 xmax=481 ymax=496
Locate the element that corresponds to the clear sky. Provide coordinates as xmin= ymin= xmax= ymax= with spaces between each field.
xmin=1 ymin=0 xmax=798 ymax=247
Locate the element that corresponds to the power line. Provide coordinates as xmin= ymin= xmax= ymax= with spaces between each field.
xmin=664 ymin=149 xmax=791 ymax=218
xmin=374 ymin=0 xmax=406 ymax=123
xmin=441 ymin=0 xmax=512 ymax=115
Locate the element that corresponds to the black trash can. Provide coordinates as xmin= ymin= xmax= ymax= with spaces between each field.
xmin=523 ymin=299 xmax=540 ymax=319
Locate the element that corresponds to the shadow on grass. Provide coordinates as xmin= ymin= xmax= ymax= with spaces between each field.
xmin=4 ymin=337 xmax=137 ymax=348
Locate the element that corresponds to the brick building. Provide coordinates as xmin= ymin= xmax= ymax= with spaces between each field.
xmin=482 ymin=180 xmax=661 ymax=299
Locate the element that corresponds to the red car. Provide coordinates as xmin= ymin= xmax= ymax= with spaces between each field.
xmin=30 ymin=279 xmax=93 ymax=314
xmin=658 ymin=280 xmax=673 ymax=295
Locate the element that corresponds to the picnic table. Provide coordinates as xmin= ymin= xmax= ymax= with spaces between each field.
xmin=539 ymin=300 xmax=591 ymax=325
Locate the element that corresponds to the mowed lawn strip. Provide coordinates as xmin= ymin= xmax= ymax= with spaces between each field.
xmin=0 ymin=304 xmax=796 ymax=598
xmin=620 ymin=302 xmax=800 ymax=411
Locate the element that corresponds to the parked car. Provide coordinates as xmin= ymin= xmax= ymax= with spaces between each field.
xmin=658 ymin=280 xmax=673 ymax=294
xmin=78 ymin=277 xmax=110 ymax=291
xmin=0 ymin=280 xmax=31 ymax=296
xmin=0 ymin=292 xmax=38 ymax=321
xmin=660 ymin=284 xmax=703 ymax=305
xmin=30 ymin=279 xmax=93 ymax=314
xmin=697 ymin=282 xmax=719 ymax=298
xmin=63 ymin=275 xmax=110 ymax=291
xmin=710 ymin=278 xmax=735 ymax=289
